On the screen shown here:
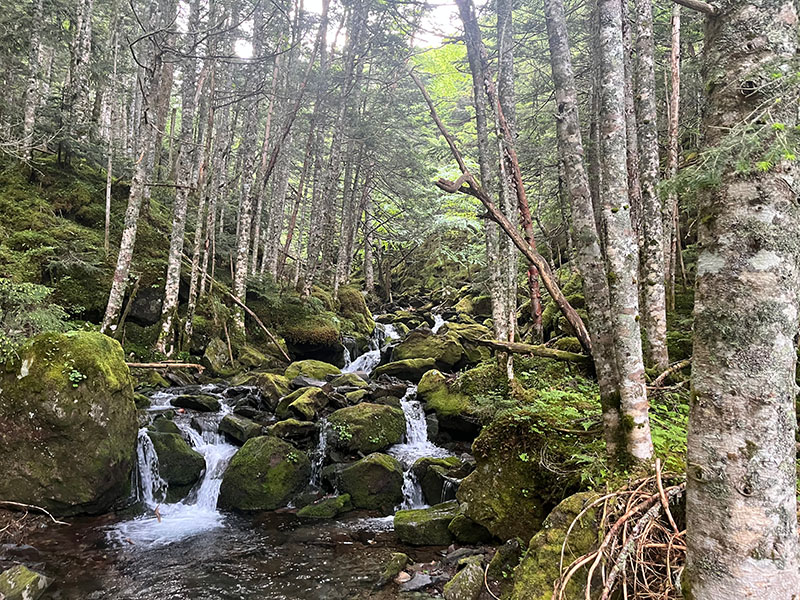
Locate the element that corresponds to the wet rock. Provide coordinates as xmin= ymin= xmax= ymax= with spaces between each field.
xmin=448 ymin=513 xmax=492 ymax=544
xmin=373 ymin=358 xmax=437 ymax=381
xmin=172 ymin=394 xmax=221 ymax=412
xmin=218 ymin=414 xmax=263 ymax=445
xmin=443 ymin=562 xmax=484 ymax=600
xmin=330 ymin=372 xmax=369 ymax=389
xmin=394 ymin=500 xmax=459 ymax=545
xmin=399 ymin=573 xmax=435 ymax=592
xmin=202 ymin=337 xmax=232 ymax=376
xmin=284 ymin=359 xmax=341 ymax=381
xmin=0 ymin=331 xmax=138 ymax=516
xmin=146 ymin=430 xmax=205 ymax=501
xmin=287 ymin=387 xmax=330 ymax=421
xmin=134 ymin=392 xmax=151 ymax=409
xmin=487 ymin=538 xmax=525 ymax=597
xmin=289 ymin=375 xmax=330 ymax=390
xmin=218 ymin=436 xmax=311 ymax=511
xmin=417 ymin=370 xmax=480 ymax=440
xmin=372 ymin=395 xmax=402 ymax=408
xmin=267 ymin=418 xmax=318 ymax=443
xmin=327 ymin=403 xmax=406 ymax=454
xmin=335 ymin=453 xmax=403 ymax=514
xmin=375 ymin=552 xmax=409 ymax=589
xmin=230 ymin=373 xmax=290 ymax=411
xmin=393 ymin=330 xmax=465 ymax=369
xmin=344 ymin=389 xmax=369 ymax=404
xmin=296 ymin=494 xmax=353 ymax=519
xmin=0 ymin=564 xmax=51 ymax=600
xmin=371 ymin=379 xmax=408 ymax=399
xmin=412 ymin=456 xmax=462 ymax=505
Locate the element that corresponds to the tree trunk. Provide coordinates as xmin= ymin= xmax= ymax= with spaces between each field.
xmin=685 ymin=0 xmax=799 ymax=596
xmin=364 ymin=194 xmax=375 ymax=293
xmin=597 ymin=0 xmax=653 ymax=463
xmin=543 ymin=0 xmax=623 ymax=460
xmin=21 ymin=0 xmax=43 ymax=158
xmin=663 ymin=5 xmax=681 ymax=312
xmin=633 ymin=0 xmax=669 ymax=370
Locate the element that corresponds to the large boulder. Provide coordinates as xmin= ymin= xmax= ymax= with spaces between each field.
xmin=443 ymin=562 xmax=484 ymax=600
xmin=334 ymin=453 xmax=403 ymax=514
xmin=218 ymin=436 xmax=310 ymax=511
xmin=172 ymin=393 xmax=221 ymax=412
xmin=373 ymin=358 xmax=437 ymax=381
xmin=393 ymin=330 xmax=464 ymax=368
xmin=417 ymin=370 xmax=480 ymax=440
xmin=146 ymin=430 xmax=205 ymax=501
xmin=218 ymin=414 xmax=262 ymax=444
xmin=267 ymin=418 xmax=318 ymax=444
xmin=394 ymin=500 xmax=459 ymax=545
xmin=337 ymin=286 xmax=376 ymax=338
xmin=510 ymin=492 xmax=601 ymax=600
xmin=285 ymin=359 xmax=341 ymax=381
xmin=202 ymin=336 xmax=233 ymax=376
xmin=457 ymin=409 xmax=586 ymax=541
xmin=283 ymin=313 xmax=347 ymax=366
xmin=327 ymin=403 xmax=406 ymax=454
xmin=287 ymin=387 xmax=330 ymax=421
xmin=231 ymin=372 xmax=290 ymax=411
xmin=0 ymin=332 xmax=138 ymax=516
xmin=0 ymin=565 xmax=51 ymax=600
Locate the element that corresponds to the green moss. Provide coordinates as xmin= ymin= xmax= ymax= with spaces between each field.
xmin=147 ymin=430 xmax=205 ymax=501
xmin=267 ymin=418 xmax=317 ymax=440
xmin=393 ymin=330 xmax=465 ymax=367
xmin=418 ymin=370 xmax=470 ymax=417
xmin=285 ymin=359 xmax=341 ymax=381
xmin=337 ymin=286 xmax=375 ymax=337
xmin=373 ymin=358 xmax=437 ymax=381
xmin=219 ymin=414 xmax=263 ymax=444
xmin=296 ymin=493 xmax=353 ymax=518
xmin=394 ymin=500 xmax=459 ymax=545
xmin=336 ymin=453 xmax=403 ymax=514
xmin=287 ymin=387 xmax=330 ymax=421
xmin=448 ymin=512 xmax=493 ymax=543
xmin=327 ymin=403 xmax=406 ymax=454
xmin=218 ymin=436 xmax=310 ymax=511
xmin=330 ymin=372 xmax=369 ymax=389
xmin=283 ymin=312 xmax=342 ymax=346
xmin=0 ymin=564 xmax=51 ymax=600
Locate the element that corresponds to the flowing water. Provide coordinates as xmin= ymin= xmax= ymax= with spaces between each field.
xmin=431 ymin=313 xmax=446 ymax=334
xmin=341 ymin=322 xmax=399 ymax=375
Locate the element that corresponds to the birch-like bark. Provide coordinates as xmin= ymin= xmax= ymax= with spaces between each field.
xmin=543 ymin=0 xmax=623 ymax=459
xmin=663 ymin=5 xmax=681 ymax=310
xmin=21 ymin=0 xmax=43 ymax=157
xmin=633 ymin=0 xmax=669 ymax=370
xmin=685 ymin=0 xmax=799 ymax=596
xmin=363 ymin=195 xmax=374 ymax=293
xmin=104 ymin=11 xmax=119 ymax=256
xmin=597 ymin=0 xmax=653 ymax=463
xmin=621 ymin=5 xmax=643 ymax=257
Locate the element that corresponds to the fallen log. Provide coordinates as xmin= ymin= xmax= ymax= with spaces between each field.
xmin=472 ymin=338 xmax=592 ymax=365
xmin=126 ymin=362 xmax=206 ymax=372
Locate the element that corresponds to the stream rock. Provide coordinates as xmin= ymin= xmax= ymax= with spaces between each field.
xmin=417 ymin=370 xmax=480 ymax=440
xmin=0 ymin=331 xmax=138 ymax=516
xmin=202 ymin=337 xmax=232 ymax=376
xmin=296 ymin=493 xmax=353 ymax=518
xmin=394 ymin=500 xmax=460 ymax=545
xmin=284 ymin=359 xmax=341 ymax=381
xmin=393 ymin=330 xmax=465 ymax=369
xmin=373 ymin=358 xmax=437 ymax=381
xmin=411 ymin=456 xmax=464 ymax=505
xmin=172 ymin=394 xmax=221 ymax=412
xmin=287 ymin=387 xmax=330 ymax=421
xmin=231 ymin=372 xmax=290 ymax=411
xmin=331 ymin=453 xmax=403 ymax=514
xmin=0 ymin=564 xmax=51 ymax=600
xmin=146 ymin=430 xmax=205 ymax=501
xmin=327 ymin=403 xmax=406 ymax=454
xmin=218 ymin=414 xmax=263 ymax=444
xmin=218 ymin=436 xmax=310 ymax=511
xmin=267 ymin=418 xmax=318 ymax=444
xmin=443 ymin=562 xmax=484 ymax=600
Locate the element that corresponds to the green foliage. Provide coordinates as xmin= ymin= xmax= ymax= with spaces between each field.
xmin=0 ymin=279 xmax=71 ymax=362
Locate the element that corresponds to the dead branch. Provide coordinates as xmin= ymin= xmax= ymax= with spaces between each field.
xmin=126 ymin=362 xmax=205 ymax=372
xmin=472 ymin=338 xmax=592 ymax=365
xmin=651 ymin=359 xmax=691 ymax=387
xmin=0 ymin=501 xmax=69 ymax=525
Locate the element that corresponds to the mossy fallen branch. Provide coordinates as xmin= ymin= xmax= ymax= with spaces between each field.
xmin=472 ymin=338 xmax=592 ymax=365
xmin=126 ymin=362 xmax=205 ymax=372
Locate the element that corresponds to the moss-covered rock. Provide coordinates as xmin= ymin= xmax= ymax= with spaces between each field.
xmin=394 ymin=500 xmax=459 ymax=545
xmin=0 ymin=565 xmax=51 ymax=600
xmin=287 ymin=387 xmax=330 ymax=421
xmin=411 ymin=456 xmax=463 ymax=504
xmin=345 ymin=389 xmax=369 ymax=403
xmin=172 ymin=394 xmax=221 ymax=412
xmin=202 ymin=336 xmax=233 ymax=376
xmin=0 ymin=331 xmax=137 ymax=516
xmin=146 ymin=430 xmax=205 ymax=501
xmin=330 ymin=372 xmax=369 ymax=389
xmin=373 ymin=358 xmax=437 ymax=381
xmin=487 ymin=538 xmax=525 ymax=597
xmin=509 ymin=492 xmax=600 ymax=600
xmin=267 ymin=418 xmax=318 ymax=442
xmin=375 ymin=552 xmax=410 ymax=589
xmin=327 ymin=403 xmax=406 ymax=454
xmin=218 ymin=414 xmax=263 ymax=444
xmin=285 ymin=359 xmax=341 ymax=381
xmin=150 ymin=415 xmax=180 ymax=434
xmin=448 ymin=513 xmax=492 ymax=544
xmin=338 ymin=286 xmax=376 ymax=337
xmin=417 ymin=370 xmax=480 ymax=439
xmin=336 ymin=453 xmax=403 ymax=514
xmin=134 ymin=392 xmax=151 ymax=409
xmin=457 ymin=409 xmax=588 ymax=541
xmin=393 ymin=330 xmax=464 ymax=368
xmin=443 ymin=562 xmax=484 ymax=600
xmin=283 ymin=312 xmax=346 ymax=366
xmin=296 ymin=493 xmax=353 ymax=518
xmin=231 ymin=372 xmax=290 ymax=412
xmin=218 ymin=436 xmax=310 ymax=511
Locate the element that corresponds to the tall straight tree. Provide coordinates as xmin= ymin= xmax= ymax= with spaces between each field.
xmin=543 ymin=0 xmax=622 ymax=458
xmin=596 ymin=0 xmax=653 ymax=463
xmin=685 ymin=0 xmax=799 ymax=596
xmin=633 ymin=0 xmax=668 ymax=369
xmin=663 ymin=5 xmax=681 ymax=309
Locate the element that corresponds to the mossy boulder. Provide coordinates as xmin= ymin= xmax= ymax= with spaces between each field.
xmin=150 ymin=415 xmax=180 ymax=434
xmin=218 ymin=414 xmax=263 ymax=444
xmin=330 ymin=372 xmax=369 ymax=389
xmin=267 ymin=418 xmax=318 ymax=442
xmin=285 ymin=359 xmax=341 ymax=381
xmin=457 ymin=409 xmax=586 ymax=541
xmin=345 ymin=389 xmax=369 ymax=403
xmin=327 ymin=403 xmax=406 ymax=454
xmin=230 ymin=372 xmax=290 ymax=411
xmin=510 ymin=492 xmax=600 ymax=600
xmin=0 ymin=565 xmax=51 ymax=600
xmin=218 ymin=436 xmax=310 ymax=511
xmin=172 ymin=394 xmax=221 ymax=412
xmin=411 ymin=456 xmax=463 ymax=504
xmin=394 ymin=500 xmax=459 ymax=545
xmin=448 ymin=513 xmax=493 ymax=544
xmin=338 ymin=286 xmax=376 ymax=337
xmin=202 ymin=336 xmax=233 ymax=376
xmin=443 ymin=562 xmax=484 ymax=600
xmin=296 ymin=493 xmax=353 ymax=518
xmin=0 ymin=331 xmax=138 ymax=516
xmin=375 ymin=552 xmax=410 ymax=589
xmin=287 ymin=387 xmax=330 ymax=421
xmin=417 ymin=370 xmax=480 ymax=439
xmin=373 ymin=358 xmax=437 ymax=381
xmin=146 ymin=430 xmax=205 ymax=502
xmin=336 ymin=453 xmax=403 ymax=514
xmin=283 ymin=312 xmax=346 ymax=366
xmin=393 ymin=330 xmax=465 ymax=368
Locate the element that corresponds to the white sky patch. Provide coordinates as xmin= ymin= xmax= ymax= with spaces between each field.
xmin=235 ymin=39 xmax=254 ymax=59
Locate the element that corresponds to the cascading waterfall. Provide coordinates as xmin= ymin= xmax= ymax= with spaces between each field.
xmin=111 ymin=389 xmax=238 ymax=548
xmin=310 ymin=419 xmax=329 ymax=488
xmin=342 ymin=322 xmax=390 ymax=374
xmin=388 ymin=386 xmax=451 ymax=510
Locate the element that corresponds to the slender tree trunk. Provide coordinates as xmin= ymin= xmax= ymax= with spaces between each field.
xmin=633 ymin=0 xmax=669 ymax=369
xmin=364 ymin=194 xmax=374 ymax=293
xmin=685 ymin=0 xmax=799 ymax=597
xmin=621 ymin=4 xmax=643 ymax=261
xmin=663 ymin=5 xmax=681 ymax=311
xmin=21 ymin=0 xmax=43 ymax=158
xmin=543 ymin=0 xmax=623 ymax=460
xmin=104 ymin=14 xmax=119 ymax=256
xmin=597 ymin=0 xmax=653 ymax=463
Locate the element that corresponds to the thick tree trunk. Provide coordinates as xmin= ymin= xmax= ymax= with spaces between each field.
xmin=543 ymin=0 xmax=623 ymax=460
xmin=597 ymin=0 xmax=653 ymax=463
xmin=633 ymin=0 xmax=669 ymax=370
xmin=62 ymin=0 xmax=94 ymax=163
xmin=685 ymin=0 xmax=799 ymax=597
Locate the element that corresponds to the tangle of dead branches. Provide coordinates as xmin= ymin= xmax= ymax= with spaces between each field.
xmin=555 ymin=460 xmax=687 ymax=600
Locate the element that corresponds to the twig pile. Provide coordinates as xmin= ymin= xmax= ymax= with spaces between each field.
xmin=555 ymin=460 xmax=686 ymax=600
